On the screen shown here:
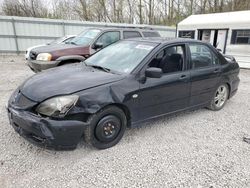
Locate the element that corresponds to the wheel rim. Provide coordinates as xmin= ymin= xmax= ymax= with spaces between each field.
xmin=214 ymin=85 xmax=228 ymax=108
xmin=95 ymin=115 xmax=121 ymax=143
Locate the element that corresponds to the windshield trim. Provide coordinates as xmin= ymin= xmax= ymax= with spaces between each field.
xmin=131 ymin=42 xmax=165 ymax=75
xmin=130 ymin=43 xmax=160 ymax=75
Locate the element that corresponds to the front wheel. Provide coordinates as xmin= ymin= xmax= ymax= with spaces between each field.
xmin=83 ymin=106 xmax=127 ymax=149
xmin=208 ymin=84 xmax=229 ymax=111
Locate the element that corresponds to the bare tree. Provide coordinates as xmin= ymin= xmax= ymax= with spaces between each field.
xmin=1 ymin=0 xmax=250 ymax=25
xmin=2 ymin=0 xmax=48 ymax=17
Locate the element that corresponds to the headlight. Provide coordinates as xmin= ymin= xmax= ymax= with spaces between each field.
xmin=36 ymin=53 xmax=52 ymax=61
xmin=36 ymin=95 xmax=79 ymax=117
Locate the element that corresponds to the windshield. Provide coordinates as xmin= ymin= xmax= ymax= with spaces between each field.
xmin=70 ymin=29 xmax=101 ymax=45
xmin=85 ymin=40 xmax=157 ymax=73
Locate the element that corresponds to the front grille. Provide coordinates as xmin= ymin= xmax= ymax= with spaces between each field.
xmin=29 ymin=51 xmax=37 ymax=60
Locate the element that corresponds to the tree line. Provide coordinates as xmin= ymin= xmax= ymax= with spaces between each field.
xmin=0 ymin=0 xmax=250 ymax=25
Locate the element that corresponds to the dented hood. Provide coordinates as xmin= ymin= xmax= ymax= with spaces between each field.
xmin=32 ymin=44 xmax=90 ymax=60
xmin=32 ymin=43 xmax=90 ymax=54
xmin=20 ymin=64 xmax=125 ymax=102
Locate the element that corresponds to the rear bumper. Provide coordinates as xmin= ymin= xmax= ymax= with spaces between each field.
xmin=27 ymin=60 xmax=60 ymax=72
xmin=7 ymin=106 xmax=88 ymax=150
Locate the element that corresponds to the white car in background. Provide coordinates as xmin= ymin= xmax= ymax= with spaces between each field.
xmin=25 ymin=35 xmax=76 ymax=60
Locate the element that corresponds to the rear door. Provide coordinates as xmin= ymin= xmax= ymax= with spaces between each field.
xmin=188 ymin=43 xmax=222 ymax=107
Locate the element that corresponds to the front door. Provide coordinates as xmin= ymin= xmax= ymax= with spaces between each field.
xmin=138 ymin=44 xmax=191 ymax=120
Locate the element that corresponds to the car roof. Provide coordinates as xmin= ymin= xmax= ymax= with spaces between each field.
xmin=125 ymin=37 xmax=209 ymax=45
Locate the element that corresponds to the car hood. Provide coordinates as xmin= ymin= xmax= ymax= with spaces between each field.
xmin=32 ymin=43 xmax=80 ymax=53
xmin=32 ymin=44 xmax=90 ymax=60
xmin=27 ymin=44 xmax=46 ymax=52
xmin=20 ymin=64 xmax=125 ymax=102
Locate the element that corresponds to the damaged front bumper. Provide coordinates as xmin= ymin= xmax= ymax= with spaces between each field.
xmin=27 ymin=59 xmax=60 ymax=72
xmin=7 ymin=106 xmax=88 ymax=150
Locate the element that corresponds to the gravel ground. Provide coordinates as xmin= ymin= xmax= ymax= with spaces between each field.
xmin=0 ymin=56 xmax=250 ymax=188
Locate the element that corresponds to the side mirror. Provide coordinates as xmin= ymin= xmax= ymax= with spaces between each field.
xmin=145 ymin=67 xmax=162 ymax=78
xmin=93 ymin=42 xmax=103 ymax=49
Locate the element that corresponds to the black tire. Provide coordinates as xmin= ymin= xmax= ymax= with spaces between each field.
xmin=208 ymin=84 xmax=229 ymax=111
xmin=83 ymin=106 xmax=127 ymax=149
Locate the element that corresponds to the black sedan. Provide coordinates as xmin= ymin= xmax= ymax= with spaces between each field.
xmin=7 ymin=38 xmax=240 ymax=150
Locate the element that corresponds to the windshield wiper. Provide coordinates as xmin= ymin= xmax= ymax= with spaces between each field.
xmin=89 ymin=65 xmax=111 ymax=73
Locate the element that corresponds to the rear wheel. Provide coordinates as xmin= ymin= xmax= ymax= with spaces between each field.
xmin=208 ymin=84 xmax=229 ymax=111
xmin=83 ymin=106 xmax=127 ymax=149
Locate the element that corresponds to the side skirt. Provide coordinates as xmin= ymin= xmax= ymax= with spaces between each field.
xmin=130 ymin=102 xmax=210 ymax=127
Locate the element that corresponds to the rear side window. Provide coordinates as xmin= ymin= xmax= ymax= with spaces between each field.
xmin=189 ymin=44 xmax=219 ymax=69
xmin=142 ymin=31 xmax=160 ymax=37
xmin=123 ymin=31 xmax=142 ymax=39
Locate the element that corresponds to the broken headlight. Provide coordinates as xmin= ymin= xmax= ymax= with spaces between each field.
xmin=36 ymin=95 xmax=79 ymax=117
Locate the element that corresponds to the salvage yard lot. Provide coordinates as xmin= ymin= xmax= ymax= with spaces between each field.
xmin=0 ymin=56 xmax=250 ymax=187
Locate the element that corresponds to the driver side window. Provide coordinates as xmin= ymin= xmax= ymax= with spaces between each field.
xmin=148 ymin=45 xmax=185 ymax=74
xmin=95 ymin=31 xmax=120 ymax=47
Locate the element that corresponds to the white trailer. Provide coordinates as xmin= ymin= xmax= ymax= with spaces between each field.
xmin=177 ymin=10 xmax=250 ymax=68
